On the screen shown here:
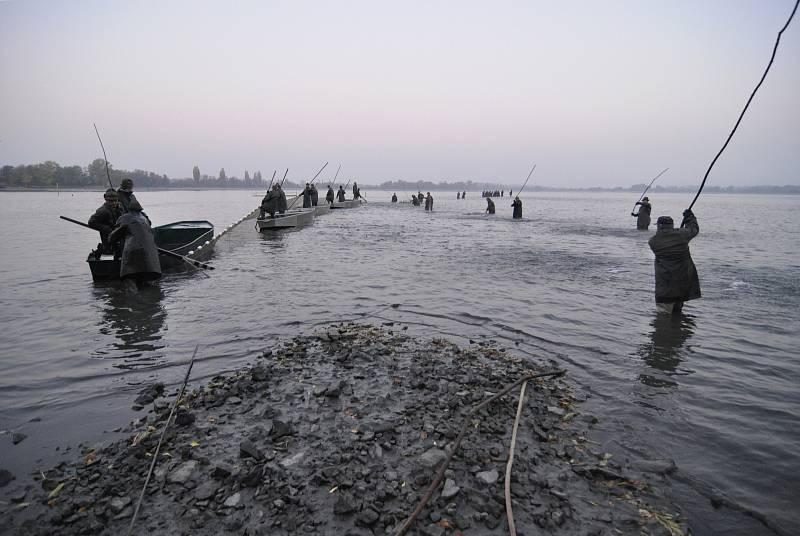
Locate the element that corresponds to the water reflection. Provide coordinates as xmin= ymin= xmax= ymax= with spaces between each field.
xmin=93 ymin=286 xmax=167 ymax=367
xmin=637 ymin=313 xmax=696 ymax=388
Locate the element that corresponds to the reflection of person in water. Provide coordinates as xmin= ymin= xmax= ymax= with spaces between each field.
xmin=636 ymin=314 xmax=695 ymax=388
xmin=95 ymin=286 xmax=167 ymax=364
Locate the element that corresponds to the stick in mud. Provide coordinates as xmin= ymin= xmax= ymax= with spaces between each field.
xmin=504 ymin=379 xmax=529 ymax=536
xmin=393 ymin=368 xmax=566 ymax=536
xmin=128 ymin=345 xmax=199 ymax=536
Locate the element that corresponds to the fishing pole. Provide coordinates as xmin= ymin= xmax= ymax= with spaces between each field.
xmin=287 ymin=162 xmax=329 ymax=210
xmin=93 ymin=123 xmax=115 ymax=190
xmin=684 ymin=0 xmax=798 ymax=224
xmin=60 ymin=216 xmax=215 ymax=270
xmin=266 ymin=169 xmax=277 ymax=190
xmin=631 ymin=167 xmax=669 ymax=215
xmin=515 ymin=164 xmax=537 ymax=197
xmin=329 ymin=164 xmax=341 ymax=189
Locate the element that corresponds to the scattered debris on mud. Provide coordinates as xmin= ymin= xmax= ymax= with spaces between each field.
xmin=3 ymin=323 xmax=688 ymax=535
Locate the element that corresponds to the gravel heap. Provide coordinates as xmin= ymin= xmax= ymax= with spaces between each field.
xmin=4 ymin=323 xmax=688 ymax=536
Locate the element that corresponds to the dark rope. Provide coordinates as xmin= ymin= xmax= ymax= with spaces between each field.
xmin=687 ymin=0 xmax=799 ymax=213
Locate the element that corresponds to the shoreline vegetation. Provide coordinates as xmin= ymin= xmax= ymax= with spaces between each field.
xmin=4 ymin=324 xmax=688 ymax=535
xmin=1 ymin=160 xmax=798 ymax=194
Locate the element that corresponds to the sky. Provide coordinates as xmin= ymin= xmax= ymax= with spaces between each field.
xmin=1 ymin=0 xmax=798 ymax=187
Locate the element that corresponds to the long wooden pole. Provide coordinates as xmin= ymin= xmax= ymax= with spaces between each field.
xmin=631 ymin=167 xmax=669 ymax=215
xmin=93 ymin=123 xmax=115 ymax=190
xmin=515 ymin=164 xmax=537 ymax=197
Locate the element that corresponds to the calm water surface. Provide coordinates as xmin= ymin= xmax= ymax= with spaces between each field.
xmin=0 ymin=189 xmax=798 ymax=535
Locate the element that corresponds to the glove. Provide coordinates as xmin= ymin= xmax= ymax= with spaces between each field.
xmin=683 ymin=209 xmax=694 ymax=218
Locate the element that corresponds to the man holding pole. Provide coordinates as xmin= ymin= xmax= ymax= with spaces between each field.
xmin=648 ymin=210 xmax=701 ymax=315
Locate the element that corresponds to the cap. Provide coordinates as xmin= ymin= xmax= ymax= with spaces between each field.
xmin=656 ymin=216 xmax=674 ymax=229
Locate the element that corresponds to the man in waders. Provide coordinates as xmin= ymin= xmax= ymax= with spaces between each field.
xmin=632 ymin=196 xmax=652 ymax=230
xmin=326 ymin=184 xmax=335 ymax=204
xmin=109 ymin=200 xmax=161 ymax=292
xmin=511 ymin=195 xmax=522 ymax=219
xmin=391 ymin=193 xmax=398 ymax=203
xmin=337 ymin=185 xmax=347 ymax=202
xmin=486 ymin=197 xmax=495 ymax=214
xmin=648 ymin=211 xmax=700 ymax=315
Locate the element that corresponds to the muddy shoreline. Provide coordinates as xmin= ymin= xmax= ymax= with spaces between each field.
xmin=2 ymin=324 xmax=687 ymax=535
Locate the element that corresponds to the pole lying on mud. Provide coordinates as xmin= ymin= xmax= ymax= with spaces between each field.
xmin=631 ymin=167 xmax=669 ymax=215
xmin=684 ymin=0 xmax=798 ymax=222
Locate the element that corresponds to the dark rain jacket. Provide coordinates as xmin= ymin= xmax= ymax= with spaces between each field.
xmin=117 ymin=189 xmax=150 ymax=224
xmin=109 ymin=211 xmax=161 ymax=280
xmin=411 ymin=195 xmax=420 ymax=206
xmin=326 ymin=187 xmax=335 ymax=204
xmin=261 ymin=190 xmax=280 ymax=216
xmin=648 ymin=214 xmax=700 ymax=303
xmin=511 ymin=198 xmax=522 ymax=219
xmin=88 ymin=203 xmax=123 ymax=249
xmin=310 ymin=185 xmax=319 ymax=206
xmin=486 ymin=199 xmax=495 ymax=214
xmin=634 ymin=201 xmax=652 ymax=230
xmin=425 ymin=195 xmax=433 ymax=211
xmin=352 ymin=184 xmax=360 ymax=199
xmin=337 ymin=188 xmax=346 ymax=202
xmin=391 ymin=194 xmax=397 ymax=203
xmin=302 ymin=187 xmax=312 ymax=208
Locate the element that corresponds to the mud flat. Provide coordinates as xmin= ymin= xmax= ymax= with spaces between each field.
xmin=3 ymin=323 xmax=688 ymax=535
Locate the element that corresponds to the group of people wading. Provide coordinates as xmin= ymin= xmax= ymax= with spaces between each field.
xmin=259 ymin=181 xmax=364 ymax=219
xmin=87 ymin=179 xmax=161 ymax=291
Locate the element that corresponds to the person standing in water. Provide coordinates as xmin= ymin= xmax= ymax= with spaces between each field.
xmin=486 ymin=197 xmax=495 ymax=214
xmin=326 ymin=184 xmax=335 ymax=204
xmin=337 ymin=185 xmax=347 ymax=202
xmin=425 ymin=192 xmax=433 ymax=211
xmin=632 ymin=196 xmax=652 ymax=230
xmin=511 ymin=196 xmax=522 ymax=219
xmin=109 ymin=200 xmax=161 ymax=292
xmin=648 ymin=210 xmax=700 ymax=315
xmin=391 ymin=193 xmax=398 ymax=203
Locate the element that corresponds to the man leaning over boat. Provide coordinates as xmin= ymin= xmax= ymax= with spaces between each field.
xmin=108 ymin=200 xmax=161 ymax=292
xmin=260 ymin=184 xmax=288 ymax=219
xmin=88 ymin=188 xmax=123 ymax=258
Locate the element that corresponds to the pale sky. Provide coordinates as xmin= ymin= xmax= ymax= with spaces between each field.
xmin=1 ymin=0 xmax=798 ymax=187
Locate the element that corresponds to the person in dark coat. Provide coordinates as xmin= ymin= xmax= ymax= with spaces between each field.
xmin=424 ymin=192 xmax=433 ymax=211
xmin=310 ymin=184 xmax=319 ymax=206
xmin=277 ymin=185 xmax=288 ymax=214
xmin=648 ymin=211 xmax=700 ymax=315
xmin=109 ymin=200 xmax=161 ymax=291
xmin=462 ymin=191 xmax=466 ymax=199
xmin=391 ymin=193 xmax=398 ymax=203
xmin=486 ymin=197 xmax=495 ymax=214
xmin=632 ymin=196 xmax=652 ymax=230
xmin=457 ymin=192 xmax=461 ymax=200
xmin=302 ymin=183 xmax=312 ymax=208
xmin=116 ymin=179 xmax=150 ymax=223
xmin=260 ymin=184 xmax=283 ymax=218
xmin=337 ymin=185 xmax=347 ymax=202
xmin=326 ymin=185 xmax=335 ymax=204
xmin=88 ymin=189 xmax=123 ymax=255
xmin=511 ymin=196 xmax=522 ymax=219
xmin=352 ymin=182 xmax=361 ymax=200
xmin=411 ymin=194 xmax=420 ymax=206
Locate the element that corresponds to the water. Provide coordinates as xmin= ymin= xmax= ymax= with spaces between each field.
xmin=1 ymin=189 xmax=798 ymax=535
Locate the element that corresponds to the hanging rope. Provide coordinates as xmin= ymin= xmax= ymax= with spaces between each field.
xmin=687 ymin=0 xmax=799 ymax=213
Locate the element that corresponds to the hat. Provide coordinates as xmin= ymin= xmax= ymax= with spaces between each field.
xmin=120 ymin=178 xmax=134 ymax=189
xmin=104 ymin=188 xmax=118 ymax=198
xmin=642 ymin=196 xmax=649 ymax=202
xmin=656 ymin=216 xmax=674 ymax=229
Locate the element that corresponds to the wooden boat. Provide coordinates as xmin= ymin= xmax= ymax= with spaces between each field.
xmin=330 ymin=199 xmax=361 ymax=209
xmin=313 ymin=203 xmax=331 ymax=216
xmin=256 ymin=208 xmax=315 ymax=231
xmin=87 ymin=220 xmax=214 ymax=281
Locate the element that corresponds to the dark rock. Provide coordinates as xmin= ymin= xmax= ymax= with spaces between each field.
xmin=194 ymin=481 xmax=217 ymax=500
xmin=174 ymin=408 xmax=195 ymax=426
xmin=0 ymin=469 xmax=14 ymax=487
xmin=167 ymin=460 xmax=198 ymax=484
xmin=418 ymin=447 xmax=446 ymax=470
xmin=109 ymin=496 xmax=132 ymax=514
xmin=632 ymin=458 xmax=677 ymax=475
xmin=240 ymin=439 xmax=264 ymax=460
xmin=333 ymin=492 xmax=359 ymax=515
xmin=476 ymin=469 xmax=499 ymax=485
xmin=134 ymin=382 xmax=165 ymax=406
xmin=270 ymin=419 xmax=294 ymax=438
xmin=11 ymin=432 xmax=27 ymax=445
xmin=211 ymin=463 xmax=232 ymax=480
xmin=357 ymin=507 xmax=380 ymax=526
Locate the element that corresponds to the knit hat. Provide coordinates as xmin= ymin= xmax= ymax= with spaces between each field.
xmin=656 ymin=216 xmax=674 ymax=229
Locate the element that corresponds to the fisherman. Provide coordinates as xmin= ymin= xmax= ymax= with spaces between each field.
xmin=310 ymin=183 xmax=319 ymax=206
xmin=501 ymin=190 xmax=504 ymax=197
xmin=337 ymin=185 xmax=347 ymax=202
xmin=647 ymin=210 xmax=701 ymax=315
xmin=352 ymin=182 xmax=361 ymax=200
xmin=88 ymin=188 xmax=123 ymax=257
xmin=486 ymin=197 xmax=495 ymax=214
xmin=411 ymin=194 xmax=420 ymax=206
xmin=391 ymin=193 xmax=398 ymax=203
xmin=276 ymin=184 xmax=288 ymax=214
xmin=260 ymin=184 xmax=282 ymax=218
xmin=511 ymin=195 xmax=522 ymax=219
xmin=108 ymin=200 xmax=161 ymax=292
xmin=457 ymin=192 xmax=460 ymax=200
xmin=462 ymin=191 xmax=466 ymax=199
xmin=418 ymin=190 xmax=424 ymax=202
xmin=509 ymin=189 xmax=512 ymax=196
xmin=632 ymin=196 xmax=652 ymax=230
xmin=326 ymin=184 xmax=335 ymax=204
xmin=117 ymin=178 xmax=150 ymax=224
xmin=302 ymin=182 xmax=312 ymax=208
xmin=425 ymin=192 xmax=433 ymax=211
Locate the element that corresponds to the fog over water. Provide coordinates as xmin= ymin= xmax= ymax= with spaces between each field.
xmin=0 ymin=189 xmax=798 ymax=535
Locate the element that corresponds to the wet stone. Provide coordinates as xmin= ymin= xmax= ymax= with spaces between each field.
xmin=441 ymin=478 xmax=460 ymax=499
xmin=418 ymin=447 xmax=447 ymax=470
xmin=240 ymin=439 xmax=264 ymax=460
xmin=223 ymin=492 xmax=242 ymax=508
xmin=109 ymin=496 xmax=132 ymax=514
xmin=167 ymin=460 xmax=198 ymax=484
xmin=476 ymin=469 xmax=499 ymax=485
xmin=11 ymin=432 xmax=27 ymax=445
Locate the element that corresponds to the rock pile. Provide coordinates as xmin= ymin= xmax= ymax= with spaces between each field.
xmin=5 ymin=323 xmax=688 ymax=535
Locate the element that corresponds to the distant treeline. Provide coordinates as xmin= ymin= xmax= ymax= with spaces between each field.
xmin=377 ymin=179 xmax=800 ymax=195
xmin=0 ymin=161 xmax=310 ymax=190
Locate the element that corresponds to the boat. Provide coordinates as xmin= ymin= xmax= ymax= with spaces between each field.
xmin=87 ymin=220 xmax=214 ymax=281
xmin=256 ymin=208 xmax=315 ymax=231
xmin=313 ymin=203 xmax=331 ymax=216
xmin=330 ymin=199 xmax=361 ymax=209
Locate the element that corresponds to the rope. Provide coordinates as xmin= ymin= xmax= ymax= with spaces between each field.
xmin=687 ymin=0 xmax=799 ymax=213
